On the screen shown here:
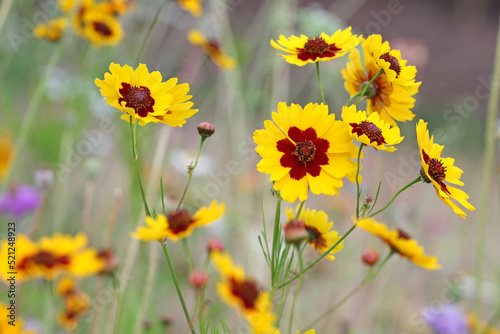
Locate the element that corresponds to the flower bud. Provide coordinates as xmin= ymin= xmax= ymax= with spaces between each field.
xmin=362 ymin=249 xmax=379 ymax=266
xmin=207 ymin=238 xmax=224 ymax=253
xmin=197 ymin=122 xmax=215 ymax=137
xmin=189 ymin=269 xmax=208 ymax=288
xmin=283 ymin=219 xmax=308 ymax=245
xmin=97 ymin=249 xmax=119 ymax=275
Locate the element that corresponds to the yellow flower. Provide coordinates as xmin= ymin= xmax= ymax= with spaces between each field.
xmin=177 ymin=0 xmax=203 ymax=17
xmin=56 ymin=277 xmax=77 ymax=296
xmin=341 ymin=105 xmax=403 ymax=151
xmin=96 ymin=0 xmax=136 ymax=15
xmin=253 ymin=102 xmax=359 ymax=203
xmin=188 ymin=29 xmax=236 ymax=70
xmin=341 ymin=42 xmax=417 ymax=126
xmin=0 ymin=233 xmax=104 ymax=282
xmin=285 ymin=206 xmax=343 ymax=261
xmin=275 ymin=330 xmax=316 ymax=334
xmin=468 ymin=313 xmax=500 ymax=334
xmin=95 ymin=63 xmax=197 ymax=126
xmin=34 ymin=17 xmax=67 ymax=41
xmin=80 ymin=10 xmax=124 ymax=47
xmin=270 ymin=28 xmax=361 ymax=66
xmin=131 ymin=201 xmax=225 ymax=242
xmin=212 ymin=252 xmax=275 ymax=334
xmin=416 ymin=120 xmax=475 ymax=218
xmin=0 ymin=133 xmax=15 ymax=181
xmin=355 ymin=217 xmax=440 ymax=270
xmin=363 ymin=34 xmax=421 ymax=92
xmin=0 ymin=302 xmax=38 ymax=333
xmin=59 ymin=0 xmax=95 ymax=13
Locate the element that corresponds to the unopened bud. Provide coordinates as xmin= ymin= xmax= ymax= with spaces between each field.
xmin=283 ymin=219 xmax=308 ymax=245
xmin=362 ymin=249 xmax=379 ymax=266
xmin=207 ymin=238 xmax=224 ymax=253
xmin=189 ymin=269 xmax=208 ymax=288
xmin=197 ymin=122 xmax=215 ymax=137
xmin=97 ymin=249 xmax=119 ymax=275
xmin=365 ymin=196 xmax=373 ymax=203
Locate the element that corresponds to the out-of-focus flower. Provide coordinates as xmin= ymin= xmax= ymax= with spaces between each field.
xmin=341 ymin=39 xmax=417 ymax=126
xmin=467 ymin=313 xmax=500 ymax=334
xmin=189 ymin=269 xmax=208 ymax=288
xmin=97 ymin=0 xmax=136 ymax=15
xmin=35 ymin=166 xmax=55 ymax=191
xmin=56 ymin=278 xmax=91 ymax=331
xmin=131 ymin=201 xmax=225 ymax=242
xmin=95 ymin=63 xmax=198 ymax=126
xmin=80 ymin=10 xmax=124 ymax=47
xmin=34 ymin=17 xmax=67 ymax=41
xmin=177 ymin=0 xmax=203 ymax=17
xmin=211 ymin=252 xmax=275 ymax=334
xmin=275 ymin=330 xmax=316 ymax=334
xmin=97 ymin=248 xmax=119 ymax=274
xmin=283 ymin=218 xmax=308 ymax=245
xmin=270 ymin=28 xmax=361 ymax=66
xmin=207 ymin=238 xmax=224 ymax=253
xmin=416 ymin=120 xmax=475 ymax=219
xmin=285 ymin=206 xmax=343 ymax=260
xmin=362 ymin=249 xmax=379 ymax=266
xmin=423 ymin=304 xmax=469 ymax=334
xmin=0 ymin=302 xmax=38 ymax=334
xmin=0 ymin=233 xmax=105 ymax=282
xmin=341 ymin=105 xmax=403 ymax=151
xmin=253 ymin=102 xmax=359 ymax=203
xmin=355 ymin=217 xmax=440 ymax=270
xmin=188 ymin=30 xmax=236 ymax=70
xmin=0 ymin=184 xmax=40 ymax=219
xmin=0 ymin=134 xmax=15 ymax=181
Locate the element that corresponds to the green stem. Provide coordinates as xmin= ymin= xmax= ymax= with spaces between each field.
xmin=134 ymin=0 xmax=168 ymax=64
xmin=161 ymin=242 xmax=196 ymax=334
xmin=129 ymin=118 xmax=151 ymax=217
xmin=271 ymin=196 xmax=283 ymax=286
xmin=316 ymin=62 xmax=326 ymax=104
xmin=475 ymin=11 xmax=500 ymax=318
xmin=182 ymin=238 xmax=195 ymax=272
xmin=287 ymin=247 xmax=305 ymax=334
xmin=176 ymin=137 xmax=207 ymax=212
xmin=355 ymin=143 xmax=364 ymax=219
xmin=198 ymin=256 xmax=210 ymax=334
xmin=368 ymin=175 xmax=422 ymax=218
xmin=0 ymin=0 xmax=13 ymax=35
xmin=346 ymin=69 xmax=384 ymax=106
xmin=295 ymin=201 xmax=305 ymax=219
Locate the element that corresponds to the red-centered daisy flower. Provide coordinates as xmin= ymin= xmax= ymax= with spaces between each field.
xmin=416 ymin=120 xmax=475 ymax=218
xmin=270 ymin=28 xmax=361 ymax=66
xmin=188 ymin=29 xmax=236 ymax=70
xmin=254 ymin=102 xmax=359 ymax=203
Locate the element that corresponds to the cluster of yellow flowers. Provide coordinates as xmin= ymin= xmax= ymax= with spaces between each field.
xmin=56 ymin=277 xmax=91 ymax=330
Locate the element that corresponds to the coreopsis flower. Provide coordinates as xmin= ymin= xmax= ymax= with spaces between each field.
xmin=416 ymin=120 xmax=475 ymax=218
xmin=363 ymin=34 xmax=421 ymax=92
xmin=468 ymin=313 xmax=500 ymax=334
xmin=341 ymin=42 xmax=417 ymax=126
xmin=0 ymin=302 xmax=37 ymax=334
xmin=284 ymin=206 xmax=343 ymax=260
xmin=341 ymin=105 xmax=403 ymax=151
xmin=177 ymin=0 xmax=203 ymax=17
xmin=95 ymin=63 xmax=198 ymax=126
xmin=56 ymin=278 xmax=91 ymax=331
xmin=96 ymin=0 xmax=136 ymax=15
xmin=80 ymin=10 xmax=124 ymax=47
xmin=275 ymin=330 xmax=316 ymax=334
xmin=131 ymin=201 xmax=225 ymax=242
xmin=0 ymin=184 xmax=40 ymax=219
xmin=355 ymin=217 xmax=440 ymax=270
xmin=253 ymin=102 xmax=359 ymax=203
xmin=0 ymin=134 xmax=15 ymax=180
xmin=188 ymin=30 xmax=236 ymax=69
xmin=211 ymin=252 xmax=275 ymax=334
xmin=34 ymin=17 xmax=67 ymax=41
xmin=270 ymin=28 xmax=361 ymax=66
xmin=0 ymin=234 xmax=105 ymax=282
xmin=423 ymin=304 xmax=469 ymax=334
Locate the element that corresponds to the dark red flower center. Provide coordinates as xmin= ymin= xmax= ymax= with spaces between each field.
xmin=119 ymin=83 xmax=156 ymax=118
xmin=421 ymin=149 xmax=450 ymax=194
xmin=230 ymin=278 xmax=259 ymax=309
xmin=397 ymin=229 xmax=411 ymax=240
xmin=306 ymin=226 xmax=327 ymax=249
xmin=379 ymin=52 xmax=401 ymax=77
xmin=18 ymin=251 xmax=70 ymax=270
xmin=167 ymin=210 xmax=194 ymax=234
xmin=93 ymin=21 xmax=112 ymax=36
xmin=276 ymin=127 xmax=330 ymax=181
xmin=350 ymin=121 xmax=386 ymax=146
xmin=297 ymin=37 xmax=341 ymax=62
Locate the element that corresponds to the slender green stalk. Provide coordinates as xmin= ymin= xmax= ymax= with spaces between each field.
xmin=161 ymin=242 xmax=196 ymax=334
xmin=475 ymin=11 xmax=500 ymax=319
xmin=134 ymin=0 xmax=168 ymax=64
xmin=295 ymin=201 xmax=305 ymax=219
xmin=182 ymin=238 xmax=195 ymax=271
xmin=176 ymin=136 xmax=207 ymax=212
xmin=198 ymin=256 xmax=210 ymax=334
xmin=368 ymin=175 xmax=422 ymax=217
xmin=0 ymin=0 xmax=13 ymax=35
xmin=316 ymin=62 xmax=326 ymax=104
xmin=129 ymin=118 xmax=151 ymax=217
xmin=287 ymin=246 xmax=305 ymax=334
xmin=355 ymin=143 xmax=364 ymax=218
xmin=346 ymin=69 xmax=384 ymax=106
xmin=271 ymin=196 xmax=283 ymax=286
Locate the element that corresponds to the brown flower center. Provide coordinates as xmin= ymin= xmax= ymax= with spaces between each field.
xmin=230 ymin=278 xmax=259 ymax=309
xmin=18 ymin=251 xmax=70 ymax=270
xmin=306 ymin=226 xmax=327 ymax=248
xmin=167 ymin=210 xmax=194 ymax=234
xmin=427 ymin=158 xmax=447 ymax=183
xmin=379 ymin=52 xmax=401 ymax=76
xmin=350 ymin=121 xmax=386 ymax=146
xmin=118 ymin=83 xmax=156 ymax=118
xmin=293 ymin=141 xmax=315 ymax=162
xmin=93 ymin=21 xmax=112 ymax=36
xmin=397 ymin=229 xmax=411 ymax=240
xmin=303 ymin=37 xmax=329 ymax=54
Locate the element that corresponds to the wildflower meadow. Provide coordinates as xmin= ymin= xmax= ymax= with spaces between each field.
xmin=1 ymin=0 xmax=499 ymax=333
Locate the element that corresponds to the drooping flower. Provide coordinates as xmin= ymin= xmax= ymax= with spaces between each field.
xmin=341 ymin=42 xmax=417 ymax=126
xmin=177 ymin=0 xmax=203 ymax=17
xmin=0 ymin=302 xmax=38 ymax=334
xmin=253 ymin=102 xmax=359 ymax=203
xmin=188 ymin=30 xmax=236 ymax=70
xmin=284 ymin=206 xmax=343 ymax=260
xmin=131 ymin=201 xmax=225 ymax=242
xmin=95 ymin=63 xmax=198 ymax=126
xmin=0 ymin=133 xmax=15 ymax=180
xmin=423 ymin=304 xmax=469 ymax=334
xmin=0 ymin=184 xmax=40 ymax=219
xmin=34 ymin=17 xmax=67 ymax=41
xmin=363 ymin=34 xmax=421 ymax=92
xmin=416 ymin=120 xmax=475 ymax=219
xmin=56 ymin=278 xmax=91 ymax=331
xmin=211 ymin=252 xmax=275 ymax=334
xmin=270 ymin=28 xmax=361 ymax=66
xmin=341 ymin=105 xmax=403 ymax=151
xmin=355 ymin=217 xmax=440 ymax=270
xmin=80 ymin=10 xmax=124 ymax=47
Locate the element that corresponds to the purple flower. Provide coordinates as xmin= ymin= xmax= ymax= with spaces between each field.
xmin=423 ymin=304 xmax=469 ymax=334
xmin=0 ymin=185 xmax=41 ymax=219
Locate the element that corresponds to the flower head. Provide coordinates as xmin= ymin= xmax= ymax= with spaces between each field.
xmin=416 ymin=120 xmax=475 ymax=218
xmin=56 ymin=278 xmax=91 ymax=331
xmin=0 ymin=184 xmax=40 ymax=219
xmin=131 ymin=201 xmax=225 ymax=242
xmin=253 ymin=102 xmax=359 ymax=203
xmin=80 ymin=10 xmax=124 ymax=47
xmin=468 ymin=313 xmax=500 ymax=334
xmin=423 ymin=304 xmax=469 ymax=334
xmin=0 ymin=302 xmax=37 ymax=334
xmin=95 ymin=63 xmax=198 ymax=126
xmin=285 ymin=206 xmax=343 ymax=260
xmin=355 ymin=217 xmax=440 ymax=270
xmin=270 ymin=28 xmax=361 ymax=66
xmin=341 ymin=105 xmax=403 ymax=151
xmin=211 ymin=252 xmax=275 ymax=334
xmin=177 ymin=0 xmax=203 ymax=17
xmin=188 ymin=30 xmax=236 ymax=70
xmin=0 ymin=133 xmax=15 ymax=181
xmin=34 ymin=17 xmax=67 ymax=41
